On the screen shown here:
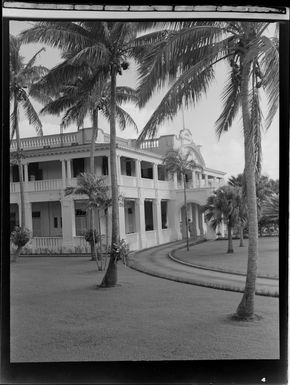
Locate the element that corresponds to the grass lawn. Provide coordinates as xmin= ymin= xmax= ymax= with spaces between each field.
xmin=175 ymin=237 xmax=278 ymax=278
xmin=10 ymin=256 xmax=279 ymax=362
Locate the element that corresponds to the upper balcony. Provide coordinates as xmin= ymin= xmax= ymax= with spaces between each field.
xmin=10 ymin=127 xmax=134 ymax=152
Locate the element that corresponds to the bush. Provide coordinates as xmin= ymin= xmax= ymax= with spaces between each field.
xmin=109 ymin=239 xmax=130 ymax=264
xmin=83 ymin=229 xmax=100 ymax=244
xmin=10 ymin=227 xmax=31 ymax=248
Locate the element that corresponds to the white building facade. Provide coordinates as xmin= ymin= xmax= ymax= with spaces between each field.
xmin=10 ymin=127 xmax=226 ymax=254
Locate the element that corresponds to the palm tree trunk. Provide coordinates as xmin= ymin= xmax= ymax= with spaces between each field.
xmin=236 ymin=61 xmax=259 ymax=319
xmin=11 ymin=246 xmax=22 ymax=263
xmin=239 ymin=225 xmax=244 ymax=247
xmin=90 ymin=109 xmax=99 ymax=175
xmin=227 ymin=223 xmax=234 ymax=253
xmin=90 ymin=110 xmax=98 ymax=261
xmin=91 ymin=207 xmax=96 ymax=261
xmin=101 ymin=65 xmax=118 ymax=287
xmin=183 ymin=174 xmax=189 ymax=251
xmin=14 ymin=95 xmax=26 ymax=228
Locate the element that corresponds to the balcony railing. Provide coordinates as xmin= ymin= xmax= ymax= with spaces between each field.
xmin=10 ymin=132 xmax=78 ymax=151
xmin=120 ymin=175 xmax=137 ymax=187
xmin=27 ymin=179 xmax=63 ymax=192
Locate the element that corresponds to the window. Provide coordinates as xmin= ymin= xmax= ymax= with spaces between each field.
xmin=10 ymin=212 xmax=17 ymax=232
xmin=102 ymin=156 xmax=108 ymax=175
xmin=32 ymin=211 xmax=41 ymax=218
xmin=28 ymin=162 xmax=43 ymax=180
xmin=161 ymin=201 xmax=168 ymax=229
xmin=54 ymin=217 xmax=58 ymax=228
xmin=141 ymin=161 xmax=153 ymax=179
xmin=124 ymin=200 xmax=136 ymax=234
xmin=144 ymin=200 xmax=154 ymax=231
xmin=12 ymin=165 xmax=19 ymax=182
xmin=73 ymin=158 xmax=85 ymax=177
xmin=158 ymin=165 xmax=167 ymax=181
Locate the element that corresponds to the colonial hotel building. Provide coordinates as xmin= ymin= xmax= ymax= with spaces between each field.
xmin=10 ymin=127 xmax=226 ymax=254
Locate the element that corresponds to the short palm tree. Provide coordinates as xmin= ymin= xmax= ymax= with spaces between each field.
xmin=262 ymin=194 xmax=279 ymax=223
xmin=10 ymin=34 xmax=48 ymax=228
xmin=65 ymin=172 xmax=109 ymax=263
xmin=136 ymin=21 xmax=279 ymax=319
xmin=228 ymin=173 xmax=247 ymax=246
xmin=163 ymin=149 xmax=202 ymax=251
xmin=21 ymin=21 xmax=162 ymax=287
xmin=203 ymin=186 xmax=241 ymax=253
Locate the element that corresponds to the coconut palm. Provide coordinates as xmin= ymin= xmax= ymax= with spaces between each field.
xmin=21 ymin=21 xmax=164 ymax=287
xmin=38 ymin=71 xmax=138 ymax=256
xmin=10 ymin=35 xmax=48 ymax=229
xmin=163 ymin=149 xmax=203 ymax=251
xmin=203 ymin=186 xmax=241 ymax=253
xmin=136 ymin=21 xmax=279 ymax=319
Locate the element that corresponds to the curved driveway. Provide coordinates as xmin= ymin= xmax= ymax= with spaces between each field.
xmin=128 ymin=241 xmax=279 ymax=297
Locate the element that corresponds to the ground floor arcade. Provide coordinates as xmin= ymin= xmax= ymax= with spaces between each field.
xmin=10 ymin=196 xmax=219 ymax=254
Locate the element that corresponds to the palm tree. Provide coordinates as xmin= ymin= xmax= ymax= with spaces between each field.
xmin=262 ymin=194 xmax=279 ymax=223
xmin=163 ymin=149 xmax=202 ymax=251
xmin=228 ymin=173 xmax=247 ymax=246
xmin=136 ymin=21 xmax=279 ymax=319
xmin=10 ymin=35 xmax=48 ymax=229
xmin=203 ymin=186 xmax=240 ymax=253
xmin=21 ymin=21 xmax=162 ymax=287
xmin=65 ymin=172 xmax=109 ymax=264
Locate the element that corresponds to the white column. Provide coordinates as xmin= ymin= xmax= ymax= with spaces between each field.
xmin=119 ymin=204 xmax=126 ymax=240
xmin=168 ymin=200 xmax=180 ymax=240
xmin=204 ymin=173 xmax=208 ymax=187
xmin=197 ymin=206 xmax=205 ymax=236
xmin=24 ymin=201 xmax=33 ymax=232
xmin=107 ymin=156 xmax=111 ymax=177
xmin=173 ymin=172 xmax=178 ymax=189
xmin=136 ymin=197 xmax=146 ymax=249
xmin=153 ymin=198 xmax=162 ymax=244
xmin=61 ymin=197 xmax=76 ymax=249
xmin=24 ymin=163 xmax=29 ymax=182
xmin=195 ymin=205 xmax=201 ymax=236
xmin=153 ymin=164 xmax=158 ymax=189
xmin=61 ymin=160 xmax=66 ymax=189
xmin=66 ymin=159 xmax=72 ymax=181
xmin=136 ymin=160 xmax=141 ymax=180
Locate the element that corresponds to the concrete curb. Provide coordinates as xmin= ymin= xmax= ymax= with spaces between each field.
xmin=168 ymin=251 xmax=278 ymax=280
xmin=128 ymin=240 xmax=279 ymax=298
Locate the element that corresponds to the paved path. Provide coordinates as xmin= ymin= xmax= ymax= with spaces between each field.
xmin=128 ymin=240 xmax=279 ymax=297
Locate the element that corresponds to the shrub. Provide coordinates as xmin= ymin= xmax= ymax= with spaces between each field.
xmin=109 ymin=239 xmax=130 ymax=264
xmin=83 ymin=229 xmax=100 ymax=244
xmin=10 ymin=227 xmax=31 ymax=248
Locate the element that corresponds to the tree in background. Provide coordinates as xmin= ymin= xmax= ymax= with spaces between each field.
xmin=228 ymin=173 xmax=247 ymax=246
xmin=163 ymin=150 xmax=203 ymax=251
xmin=10 ymin=35 xmax=48 ymax=229
xmin=203 ymin=186 xmax=241 ymax=253
xmin=65 ymin=173 xmax=109 ymax=266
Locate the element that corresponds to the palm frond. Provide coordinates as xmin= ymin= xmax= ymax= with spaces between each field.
xmin=19 ymin=89 xmax=43 ymax=136
xmin=20 ymin=21 xmax=95 ymax=51
xmin=137 ymin=64 xmax=215 ymax=143
xmin=215 ymin=73 xmax=241 ymax=138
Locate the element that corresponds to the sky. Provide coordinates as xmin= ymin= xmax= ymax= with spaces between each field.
xmin=9 ymin=21 xmax=279 ymax=180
